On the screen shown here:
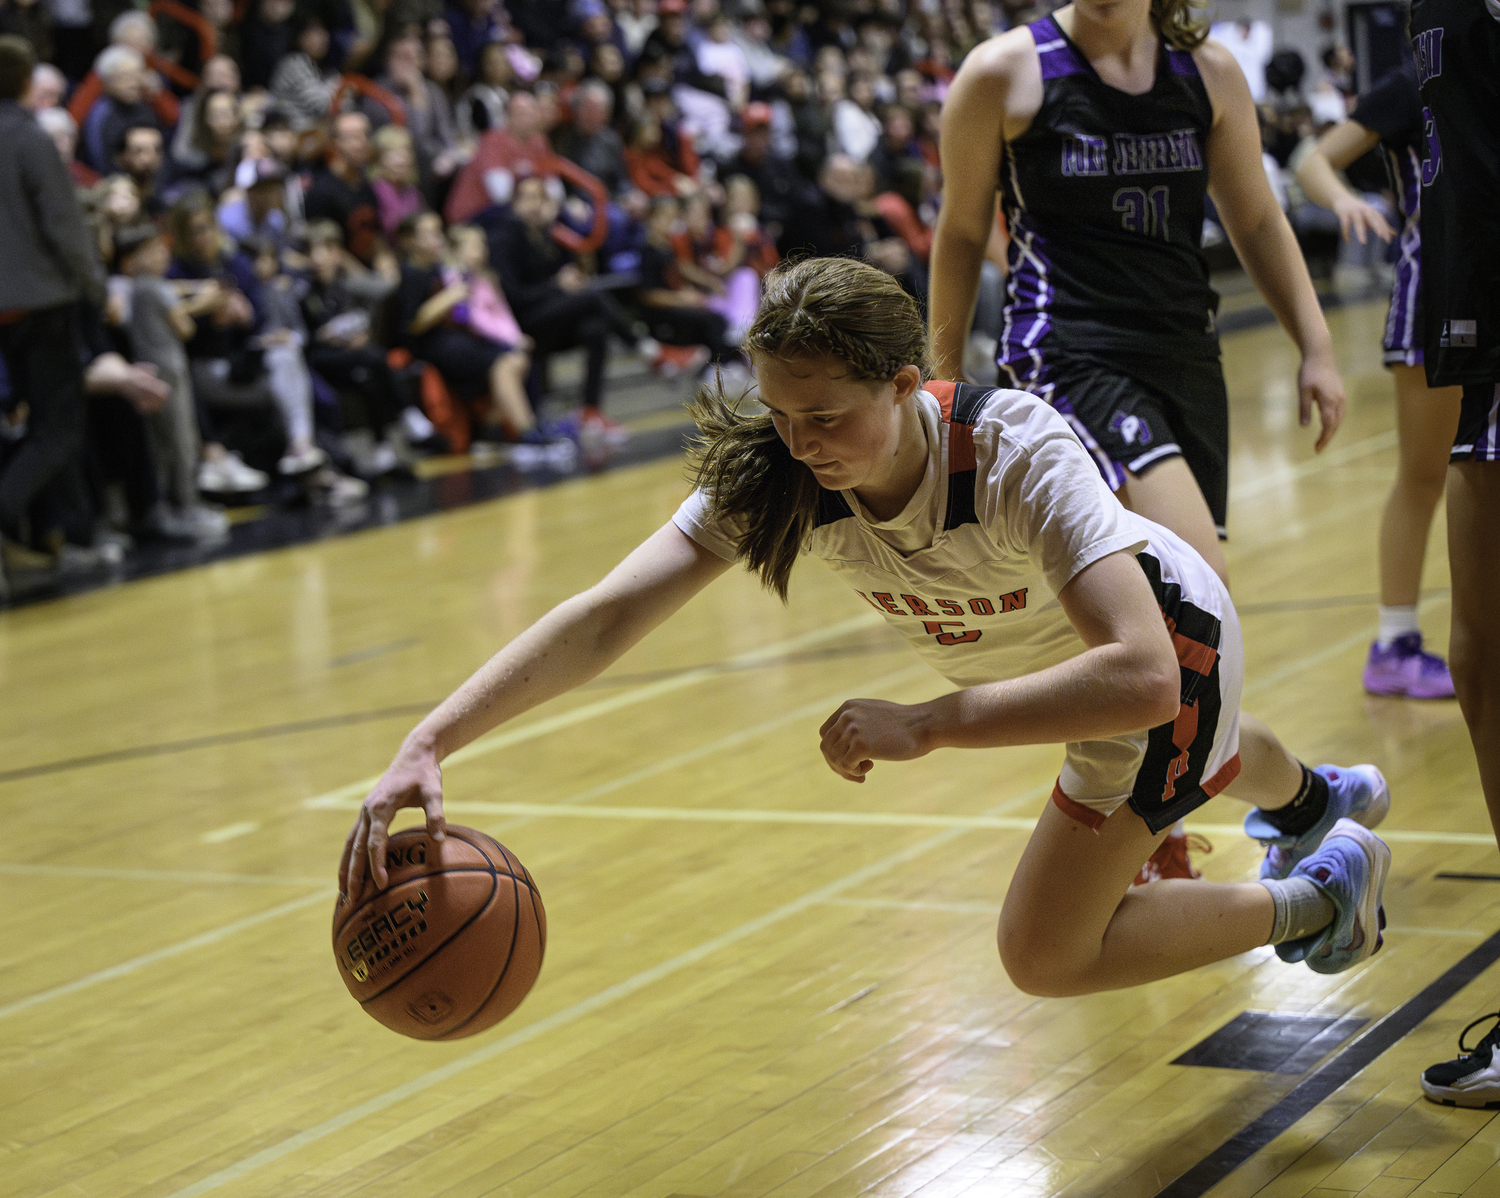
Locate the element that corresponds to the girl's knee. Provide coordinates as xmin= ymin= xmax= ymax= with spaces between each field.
xmin=996 ymin=914 xmax=1092 ymax=998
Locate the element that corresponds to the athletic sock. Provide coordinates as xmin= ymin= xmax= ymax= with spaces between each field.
xmin=1377 ymin=605 xmax=1421 ymax=649
xmin=1255 ymin=764 xmax=1331 ymax=839
xmin=1259 ymin=876 xmax=1337 ymax=944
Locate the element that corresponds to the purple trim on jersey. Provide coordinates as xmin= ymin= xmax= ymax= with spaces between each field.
xmin=1030 ymin=17 xmax=1089 ymax=79
xmin=1383 ymin=144 xmax=1425 ymax=365
xmin=997 ymin=211 xmax=1054 ymax=387
xmin=1166 ymin=48 xmax=1199 ymax=76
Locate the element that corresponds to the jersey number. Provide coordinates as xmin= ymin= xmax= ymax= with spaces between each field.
xmin=1113 ymin=185 xmax=1171 ymax=238
xmin=922 ymin=620 xmax=982 ymax=646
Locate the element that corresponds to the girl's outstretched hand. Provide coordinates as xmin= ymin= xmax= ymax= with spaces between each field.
xmin=819 ymin=698 xmax=928 ymax=782
xmin=338 ymin=741 xmax=446 ymax=898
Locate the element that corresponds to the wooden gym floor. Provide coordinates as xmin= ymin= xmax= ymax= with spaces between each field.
xmin=4 ymin=288 xmax=1499 ymax=1198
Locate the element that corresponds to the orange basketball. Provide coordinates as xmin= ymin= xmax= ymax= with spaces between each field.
xmin=332 ymin=825 xmax=546 ymax=1040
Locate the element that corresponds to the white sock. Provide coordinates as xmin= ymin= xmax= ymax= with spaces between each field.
xmin=1259 ymin=877 xmax=1336 ymax=945
xmin=1377 ymin=605 xmax=1421 ymax=649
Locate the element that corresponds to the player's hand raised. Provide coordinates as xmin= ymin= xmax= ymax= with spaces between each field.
xmin=339 ymin=740 xmax=446 ymax=897
xmin=819 ymin=698 xmax=928 ymax=782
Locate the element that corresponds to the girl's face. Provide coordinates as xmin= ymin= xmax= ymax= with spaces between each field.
xmin=481 ymin=43 xmax=513 ymax=87
xmin=299 ymin=21 xmax=329 ymax=59
xmin=683 ymin=197 xmax=710 ymax=236
xmin=309 ymin=239 xmax=341 ymax=279
xmin=427 ymin=37 xmax=458 ymax=84
xmin=411 ymin=214 xmax=447 ymax=262
xmin=755 ymin=355 xmax=925 ymax=509
xmin=205 ymin=93 xmax=240 ymax=140
xmin=453 ymin=230 xmax=486 ymax=270
xmin=379 ymin=140 xmax=413 ymax=179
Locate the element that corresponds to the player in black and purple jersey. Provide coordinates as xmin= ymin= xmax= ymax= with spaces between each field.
xmin=929 ymin=0 xmax=1348 ymax=883
xmin=1407 ymin=0 xmax=1500 ymax=1111
xmin=1295 ymin=54 xmax=1461 ymax=700
xmin=931 ymin=0 xmax=1344 ymax=581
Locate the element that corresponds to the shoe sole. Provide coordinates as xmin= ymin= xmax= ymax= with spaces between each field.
xmin=1306 ymin=818 xmax=1391 ymax=974
xmin=1421 ymin=1083 xmax=1500 ymax=1108
xmin=1255 ymin=765 xmax=1390 ymax=881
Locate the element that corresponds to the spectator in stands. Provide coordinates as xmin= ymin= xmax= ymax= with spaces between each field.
xmin=490 ymin=172 xmax=660 ymax=438
xmin=455 ymin=39 xmax=511 ymax=150
xmin=111 ymin=221 xmax=228 ymax=539
xmin=674 ymin=190 xmax=760 ymax=344
xmin=0 ymin=34 xmax=106 ymax=581
xmin=445 ymin=88 xmax=551 ymax=224
xmin=721 ymin=175 xmax=780 ymax=278
xmin=635 ymin=195 xmax=738 ymax=372
xmin=305 ymin=110 xmax=383 ymax=265
xmin=240 ymin=0 xmax=296 ymax=91
xmin=393 ymin=210 xmax=545 ymax=445
xmin=167 ymin=191 xmax=324 ymax=491
xmin=37 ymin=105 xmax=100 ymax=187
xmin=553 ymin=77 xmax=626 ymax=194
xmin=113 ymin=122 xmax=167 ymax=215
xmin=270 ymin=10 xmax=340 ymax=130
xmin=300 ymin=219 xmax=412 ymax=474
xmin=171 ymin=53 xmax=240 ymax=166
xmin=696 ymin=12 xmax=751 ymax=111
xmin=217 ymin=156 xmax=291 ymax=250
xmin=369 ymin=123 xmax=427 ymax=238
xmin=623 ymin=108 xmax=698 ymax=197
xmin=80 ymin=46 xmax=158 ymax=173
xmin=25 ymin=61 xmax=65 ymax=110
xmin=833 ymin=71 xmax=881 ymax=162
xmin=377 ymin=29 xmax=459 ymax=186
xmin=615 ymin=0 xmax=657 ymax=60
xmin=868 ymin=103 xmax=919 ymax=194
xmin=779 ymin=153 xmax=915 ymax=288
xmin=170 ymin=87 xmax=243 ymax=198
xmin=718 ymin=99 xmax=806 ymax=240
xmin=444 ymin=0 xmax=503 ymax=80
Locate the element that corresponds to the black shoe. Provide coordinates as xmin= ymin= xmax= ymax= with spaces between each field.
xmin=1422 ymin=1013 xmax=1500 ymax=1107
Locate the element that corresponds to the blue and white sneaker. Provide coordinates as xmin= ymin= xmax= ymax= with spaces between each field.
xmin=1245 ymin=764 xmax=1390 ymax=880
xmin=1274 ymin=818 xmax=1390 ymax=971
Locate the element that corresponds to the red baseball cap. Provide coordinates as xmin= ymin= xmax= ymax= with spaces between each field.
xmin=659 ymin=0 xmax=687 ymax=13
xmin=742 ymin=101 xmax=772 ymax=128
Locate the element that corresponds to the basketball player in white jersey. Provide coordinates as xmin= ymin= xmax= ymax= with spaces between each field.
xmin=342 ymin=258 xmax=1390 ymax=998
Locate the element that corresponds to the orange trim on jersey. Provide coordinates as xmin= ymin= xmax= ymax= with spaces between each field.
xmin=927 ymin=379 xmax=957 ymax=420
xmin=1051 ymin=780 xmax=1107 ymax=831
xmin=1172 ymin=632 xmax=1218 ymax=676
xmin=949 ymin=424 xmax=976 ymax=473
xmin=1201 ymin=752 xmax=1242 ymax=798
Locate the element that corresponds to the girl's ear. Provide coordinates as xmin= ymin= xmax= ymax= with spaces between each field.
xmin=891 ymin=364 xmax=923 ymax=405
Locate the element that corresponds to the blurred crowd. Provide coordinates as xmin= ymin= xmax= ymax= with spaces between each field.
xmin=0 ymin=0 xmax=1380 ymax=589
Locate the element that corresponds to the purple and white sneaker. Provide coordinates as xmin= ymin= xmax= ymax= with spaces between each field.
xmin=1276 ymin=818 xmax=1391 ymax=973
xmin=1363 ymin=633 xmax=1456 ymax=699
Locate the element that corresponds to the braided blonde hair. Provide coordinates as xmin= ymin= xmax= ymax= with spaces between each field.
xmin=1153 ymin=0 xmax=1210 ymax=51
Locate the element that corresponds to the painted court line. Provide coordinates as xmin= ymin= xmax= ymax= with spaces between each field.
xmin=303 ymin=797 xmax=1500 ymax=849
xmin=299 ymin=612 xmax=886 ymax=809
xmin=162 ymin=819 xmax=985 ymax=1198
xmin=201 ymin=821 xmax=260 ymax=844
xmin=0 ymin=889 xmax=333 ymax=1022
xmin=0 ymin=862 xmax=329 ymax=886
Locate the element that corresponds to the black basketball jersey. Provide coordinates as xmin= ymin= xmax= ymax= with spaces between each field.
xmin=1409 ymin=0 xmax=1500 ymax=385
xmin=998 ymin=14 xmax=1218 ymax=387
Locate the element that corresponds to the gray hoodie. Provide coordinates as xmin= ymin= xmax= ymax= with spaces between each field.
xmin=0 ymin=100 xmax=106 ymax=312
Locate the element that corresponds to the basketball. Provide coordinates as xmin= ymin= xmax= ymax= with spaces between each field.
xmin=332 ymin=825 xmax=546 ymax=1040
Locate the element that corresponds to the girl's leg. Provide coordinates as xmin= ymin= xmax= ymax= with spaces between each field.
xmin=262 ymin=342 xmax=316 ymax=456
xmin=1448 ymin=459 xmax=1500 ymax=841
xmin=999 ymin=802 xmax=1274 ymax=995
xmin=488 ymin=351 xmax=536 ymax=434
xmin=1379 ymin=365 xmax=1462 ymax=608
xmin=1119 ymin=456 xmax=1227 ymax=585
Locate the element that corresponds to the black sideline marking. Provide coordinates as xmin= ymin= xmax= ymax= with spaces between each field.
xmin=0 ymin=704 xmax=437 ymax=784
xmin=1158 ymin=925 xmax=1500 ymax=1197
xmin=1436 ymin=873 xmax=1500 ymax=882
xmin=1173 ymin=1012 xmax=1367 ymax=1074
